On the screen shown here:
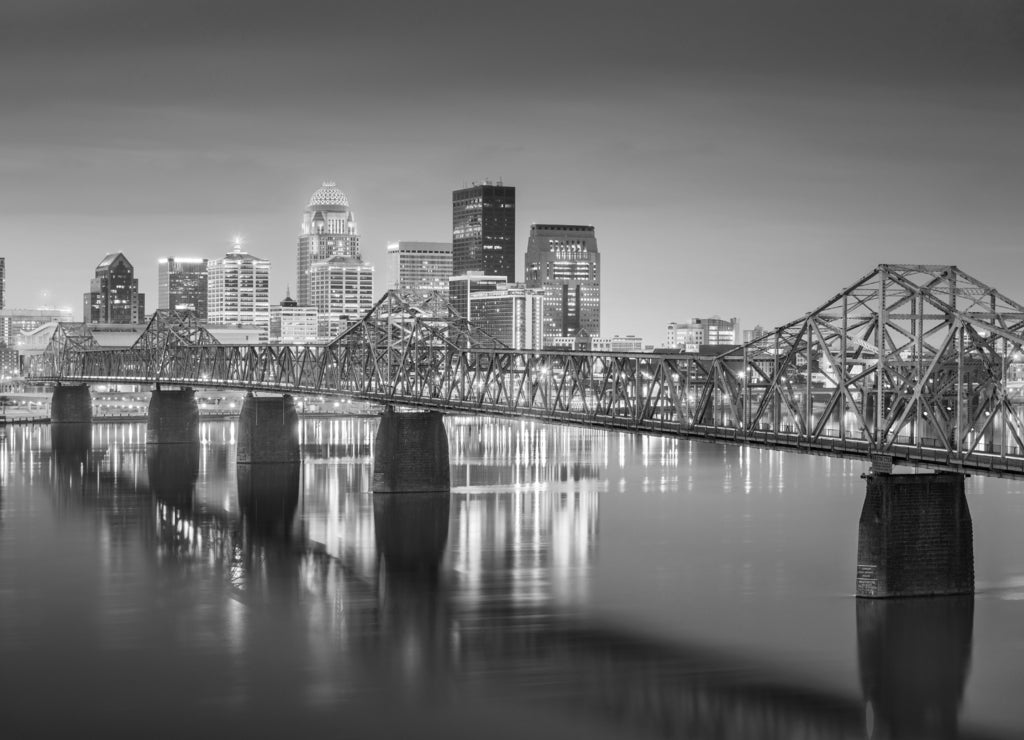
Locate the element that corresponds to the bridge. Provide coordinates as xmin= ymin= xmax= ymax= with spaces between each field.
xmin=25 ymin=263 xmax=1018 ymax=598
xmin=25 ymin=264 xmax=1024 ymax=478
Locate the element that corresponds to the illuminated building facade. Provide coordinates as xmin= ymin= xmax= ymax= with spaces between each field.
xmin=309 ymin=255 xmax=374 ymax=338
xmin=297 ymin=182 xmax=359 ymax=306
xmin=524 ymin=224 xmax=600 ymax=346
xmin=207 ymin=241 xmax=270 ymax=332
xmin=269 ymin=293 xmax=320 ymax=344
xmin=386 ymin=241 xmax=453 ymax=294
xmin=452 ymin=181 xmax=515 ymax=281
xmin=83 ymin=252 xmax=146 ymax=324
xmin=448 ymin=272 xmax=507 ymax=321
xmin=468 ymin=284 xmax=544 ymax=349
xmin=158 ymin=257 xmax=208 ymax=319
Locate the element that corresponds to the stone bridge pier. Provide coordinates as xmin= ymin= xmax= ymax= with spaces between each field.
xmin=372 ymin=408 xmax=450 ymax=494
xmin=856 ymin=471 xmax=974 ymax=598
xmin=50 ymin=383 xmax=93 ymax=424
xmin=147 ymin=387 xmax=199 ymax=445
xmin=236 ymin=392 xmax=300 ymax=464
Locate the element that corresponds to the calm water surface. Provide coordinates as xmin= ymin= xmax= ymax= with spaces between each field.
xmin=2 ymin=417 xmax=1024 ymax=739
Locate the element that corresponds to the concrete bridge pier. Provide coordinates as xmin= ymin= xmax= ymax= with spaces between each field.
xmin=856 ymin=472 xmax=974 ymax=598
xmin=147 ymin=388 xmax=199 ymax=445
xmin=372 ymin=408 xmax=450 ymax=493
xmin=50 ymin=383 xmax=92 ymax=424
xmin=236 ymin=392 xmax=300 ymax=464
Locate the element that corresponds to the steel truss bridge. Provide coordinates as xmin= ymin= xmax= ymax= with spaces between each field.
xmin=26 ymin=265 xmax=1024 ymax=477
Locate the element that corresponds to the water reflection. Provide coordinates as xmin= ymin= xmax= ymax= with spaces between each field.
xmin=0 ymin=420 xmax=1012 ymax=739
xmin=858 ymin=597 xmax=975 ymax=740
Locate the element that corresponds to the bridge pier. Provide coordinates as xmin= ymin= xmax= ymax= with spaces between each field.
xmin=50 ymin=383 xmax=92 ymax=424
xmin=372 ymin=408 xmax=450 ymax=493
xmin=147 ymin=388 xmax=199 ymax=445
xmin=856 ymin=473 xmax=974 ymax=598
xmin=236 ymin=393 xmax=299 ymax=464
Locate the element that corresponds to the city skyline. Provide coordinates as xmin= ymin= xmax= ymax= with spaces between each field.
xmin=2 ymin=1 xmax=1023 ymax=343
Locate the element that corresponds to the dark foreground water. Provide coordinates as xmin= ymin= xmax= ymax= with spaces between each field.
xmin=2 ymin=417 xmax=1024 ymax=739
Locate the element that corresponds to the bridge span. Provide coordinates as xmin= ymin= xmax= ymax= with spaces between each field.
xmin=24 ymin=264 xmax=1024 ymax=479
xmin=25 ymin=263 xmax=1024 ymax=598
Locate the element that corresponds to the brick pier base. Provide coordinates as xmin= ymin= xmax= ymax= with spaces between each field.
xmin=147 ymin=388 xmax=199 ymax=445
xmin=236 ymin=393 xmax=299 ymax=464
xmin=856 ymin=473 xmax=973 ymax=598
xmin=372 ymin=409 xmax=450 ymax=493
xmin=50 ymin=383 xmax=92 ymax=424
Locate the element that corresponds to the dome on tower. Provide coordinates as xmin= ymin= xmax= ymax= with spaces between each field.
xmin=308 ymin=181 xmax=349 ymax=208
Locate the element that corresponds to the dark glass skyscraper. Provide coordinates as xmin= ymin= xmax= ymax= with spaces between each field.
xmin=452 ymin=181 xmax=515 ymax=281
xmin=158 ymin=257 xmax=208 ymax=319
xmin=83 ymin=252 xmax=145 ymax=324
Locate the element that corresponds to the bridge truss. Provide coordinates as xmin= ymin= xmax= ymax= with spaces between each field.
xmin=27 ymin=266 xmax=1024 ymax=476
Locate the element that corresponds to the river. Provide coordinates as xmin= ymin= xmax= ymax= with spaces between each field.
xmin=2 ymin=417 xmax=1024 ymax=739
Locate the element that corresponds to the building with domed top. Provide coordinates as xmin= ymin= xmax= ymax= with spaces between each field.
xmin=297 ymin=182 xmax=360 ymax=306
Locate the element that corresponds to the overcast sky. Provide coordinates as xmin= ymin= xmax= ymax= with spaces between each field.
xmin=2 ymin=0 xmax=1023 ymax=340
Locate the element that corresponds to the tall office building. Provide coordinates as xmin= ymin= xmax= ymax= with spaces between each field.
xmin=524 ymin=224 xmax=600 ymax=346
xmin=0 ymin=257 xmax=5 ymax=311
xmin=309 ymin=255 xmax=375 ymax=338
xmin=386 ymin=241 xmax=453 ymax=294
xmin=83 ymin=253 xmax=146 ymax=324
xmin=468 ymin=284 xmax=544 ymax=350
xmin=452 ymin=181 xmax=515 ymax=281
xmin=158 ymin=257 xmax=209 ymax=318
xmin=297 ymin=182 xmax=359 ymax=306
xmin=207 ymin=239 xmax=270 ymax=331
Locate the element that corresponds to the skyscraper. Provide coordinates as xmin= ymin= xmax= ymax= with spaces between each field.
xmin=83 ymin=253 xmax=146 ymax=324
xmin=309 ymin=255 xmax=374 ymax=338
xmin=0 ymin=257 xmax=5 ymax=311
xmin=452 ymin=181 xmax=515 ymax=281
xmin=297 ymin=182 xmax=359 ymax=306
xmin=524 ymin=224 xmax=600 ymax=346
xmin=158 ymin=257 xmax=209 ymax=318
xmin=207 ymin=239 xmax=270 ymax=333
xmin=386 ymin=241 xmax=453 ymax=294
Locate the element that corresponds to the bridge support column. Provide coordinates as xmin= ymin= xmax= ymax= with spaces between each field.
xmin=147 ymin=388 xmax=199 ymax=445
xmin=372 ymin=408 xmax=450 ymax=493
xmin=50 ymin=383 xmax=92 ymax=424
xmin=236 ymin=393 xmax=299 ymax=464
xmin=856 ymin=473 xmax=973 ymax=598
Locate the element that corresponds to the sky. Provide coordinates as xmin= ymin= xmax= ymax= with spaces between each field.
xmin=2 ymin=0 xmax=1023 ymax=342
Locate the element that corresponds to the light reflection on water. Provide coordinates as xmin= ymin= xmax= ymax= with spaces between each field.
xmin=0 ymin=417 xmax=1022 ymax=738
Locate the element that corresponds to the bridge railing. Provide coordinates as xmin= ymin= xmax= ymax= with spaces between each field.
xmin=26 ymin=338 xmax=1024 ymax=476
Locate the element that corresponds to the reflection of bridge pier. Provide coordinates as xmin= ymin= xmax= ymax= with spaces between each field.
xmin=858 ymin=596 xmax=974 ymax=739
xmin=373 ymin=492 xmax=453 ymax=688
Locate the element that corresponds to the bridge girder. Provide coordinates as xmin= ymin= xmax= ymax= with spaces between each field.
xmin=25 ymin=269 xmax=1024 ymax=477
